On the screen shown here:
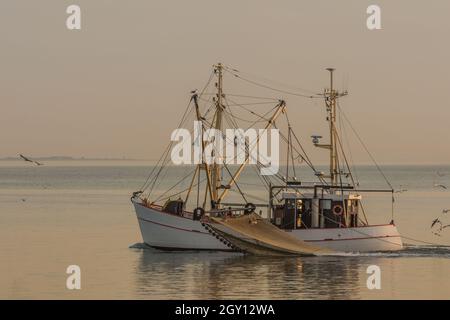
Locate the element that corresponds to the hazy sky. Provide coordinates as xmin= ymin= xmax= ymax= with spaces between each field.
xmin=1 ymin=0 xmax=449 ymax=164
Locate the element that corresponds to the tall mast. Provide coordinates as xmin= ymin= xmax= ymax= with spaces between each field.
xmin=326 ymin=68 xmax=338 ymax=186
xmin=211 ymin=63 xmax=224 ymax=208
xmin=313 ymin=68 xmax=347 ymax=187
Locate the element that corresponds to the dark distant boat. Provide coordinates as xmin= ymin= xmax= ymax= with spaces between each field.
xmin=131 ymin=63 xmax=403 ymax=254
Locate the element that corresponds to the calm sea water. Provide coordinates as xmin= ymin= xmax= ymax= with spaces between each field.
xmin=1 ymin=160 xmax=449 ymax=299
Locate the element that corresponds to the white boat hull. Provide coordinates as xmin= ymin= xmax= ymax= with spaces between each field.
xmin=133 ymin=201 xmax=231 ymax=251
xmin=290 ymin=225 xmax=403 ymax=252
xmin=133 ymin=201 xmax=403 ymax=252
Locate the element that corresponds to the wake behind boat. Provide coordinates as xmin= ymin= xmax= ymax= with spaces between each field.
xmin=131 ymin=63 xmax=403 ymax=254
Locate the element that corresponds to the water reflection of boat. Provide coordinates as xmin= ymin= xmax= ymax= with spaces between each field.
xmin=132 ymin=63 xmax=402 ymax=254
xmin=133 ymin=247 xmax=361 ymax=299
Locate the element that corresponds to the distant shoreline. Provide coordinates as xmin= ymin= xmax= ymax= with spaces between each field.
xmin=0 ymin=156 xmax=150 ymax=161
xmin=0 ymin=157 xmax=448 ymax=166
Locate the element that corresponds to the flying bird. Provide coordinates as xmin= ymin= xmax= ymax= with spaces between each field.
xmin=431 ymin=218 xmax=441 ymax=229
xmin=431 ymin=218 xmax=442 ymax=228
xmin=430 ymin=218 xmax=443 ymax=236
xmin=433 ymin=183 xmax=447 ymax=190
xmin=19 ymin=154 xmax=43 ymax=166
xmin=393 ymin=184 xmax=408 ymax=193
xmin=443 ymin=209 xmax=450 ymax=214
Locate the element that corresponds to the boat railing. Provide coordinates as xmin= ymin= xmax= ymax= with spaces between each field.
xmin=270 ymin=184 xmax=394 ymax=198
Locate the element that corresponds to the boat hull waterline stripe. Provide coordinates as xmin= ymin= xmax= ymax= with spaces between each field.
xmin=138 ymin=216 xmax=401 ymax=243
xmin=138 ymin=217 xmax=210 ymax=235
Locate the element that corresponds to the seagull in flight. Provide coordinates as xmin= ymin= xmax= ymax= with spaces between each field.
xmin=431 ymin=218 xmax=441 ymax=229
xmin=433 ymin=183 xmax=447 ymax=190
xmin=431 ymin=218 xmax=443 ymax=236
xmin=436 ymin=171 xmax=446 ymax=177
xmin=442 ymin=209 xmax=450 ymax=214
xmin=19 ymin=154 xmax=43 ymax=166
xmin=395 ymin=185 xmax=408 ymax=193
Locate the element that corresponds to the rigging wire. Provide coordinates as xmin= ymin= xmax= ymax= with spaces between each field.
xmin=223 ymin=108 xmax=269 ymax=124
xmin=336 ymin=101 xmax=393 ymax=189
xmin=153 ymin=167 xmax=199 ymax=203
xmin=225 ymin=96 xmax=274 ymax=122
xmin=223 ymin=66 xmax=320 ymax=96
xmin=146 ymin=109 xmax=196 ymax=197
xmin=222 ymin=161 xmax=248 ymax=204
xmin=336 ymin=100 xmax=394 ymax=222
xmin=139 ymin=99 xmax=193 ymax=194
xmin=339 ymin=106 xmax=360 ymax=185
xmin=273 ymin=121 xmax=327 ymax=186
xmin=156 ymin=176 xmax=208 ymax=203
xmin=224 ymin=67 xmax=322 ymax=99
xmin=224 ymin=93 xmax=279 ymax=101
xmin=140 ymin=70 xmax=216 ymax=197
xmin=221 ymin=98 xmax=286 ymax=186
xmin=199 ymin=98 xmax=278 ymax=108
xmin=280 ymin=108 xmax=327 ymax=185
xmin=201 ymin=92 xmax=279 ymax=101
xmin=228 ymin=189 xmax=268 ymax=203
xmin=401 ymin=235 xmax=450 ymax=247
xmin=333 ymin=126 xmax=357 ymax=188
xmin=222 ymin=100 xmax=285 ymax=189
xmin=333 ymin=126 xmax=369 ymax=225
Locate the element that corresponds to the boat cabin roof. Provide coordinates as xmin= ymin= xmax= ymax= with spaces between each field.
xmin=281 ymin=191 xmax=362 ymax=201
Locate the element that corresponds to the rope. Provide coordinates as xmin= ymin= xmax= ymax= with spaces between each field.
xmin=339 ymin=108 xmax=360 ymax=185
xmin=228 ymin=189 xmax=268 ymax=203
xmin=139 ymin=70 xmax=217 ymax=198
xmin=202 ymin=93 xmax=279 ymax=101
xmin=337 ymin=101 xmax=393 ymax=190
xmin=401 ymin=235 xmax=450 ymax=247
xmin=153 ymin=167 xmax=198 ymax=203
xmin=224 ymin=68 xmax=322 ymax=99
xmin=220 ymin=99 xmax=286 ymax=186
xmin=223 ymin=66 xmax=320 ymax=96
xmin=156 ymin=177 xmax=208 ymax=203
xmin=225 ymin=96 xmax=274 ymax=122
xmin=281 ymin=108 xmax=328 ymax=185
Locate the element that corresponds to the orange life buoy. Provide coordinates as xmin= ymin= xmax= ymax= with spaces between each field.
xmin=332 ymin=204 xmax=343 ymax=216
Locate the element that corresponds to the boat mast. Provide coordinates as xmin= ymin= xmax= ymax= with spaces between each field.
xmin=327 ymin=68 xmax=338 ymax=186
xmin=190 ymin=93 xmax=214 ymax=206
xmin=211 ymin=63 xmax=224 ymax=208
xmin=313 ymin=68 xmax=347 ymax=187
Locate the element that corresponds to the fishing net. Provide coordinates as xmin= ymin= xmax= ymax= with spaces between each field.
xmin=209 ymin=213 xmax=333 ymax=256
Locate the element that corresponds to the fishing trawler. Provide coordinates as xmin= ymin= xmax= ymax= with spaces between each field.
xmin=131 ymin=63 xmax=403 ymax=254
